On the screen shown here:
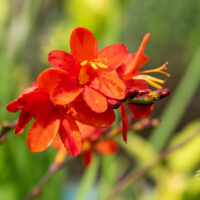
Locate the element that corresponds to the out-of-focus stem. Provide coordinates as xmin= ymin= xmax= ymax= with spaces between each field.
xmin=104 ymin=125 xmax=200 ymax=200
xmin=24 ymin=124 xmax=200 ymax=200
xmin=23 ymin=157 xmax=73 ymax=200
xmin=132 ymin=118 xmax=161 ymax=131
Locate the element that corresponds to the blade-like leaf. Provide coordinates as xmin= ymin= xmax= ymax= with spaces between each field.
xmin=150 ymin=49 xmax=200 ymax=151
xmin=75 ymin=157 xmax=99 ymax=200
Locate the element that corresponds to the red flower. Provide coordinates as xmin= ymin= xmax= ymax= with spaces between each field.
xmin=38 ymin=27 xmax=128 ymax=113
xmin=7 ymin=84 xmax=115 ymax=156
xmin=52 ymin=122 xmax=118 ymax=166
xmin=117 ymin=34 xmax=169 ymax=142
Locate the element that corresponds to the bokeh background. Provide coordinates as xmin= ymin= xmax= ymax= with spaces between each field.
xmin=0 ymin=0 xmax=200 ymax=199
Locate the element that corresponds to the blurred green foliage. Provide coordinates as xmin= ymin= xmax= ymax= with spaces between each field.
xmin=0 ymin=0 xmax=200 ymax=200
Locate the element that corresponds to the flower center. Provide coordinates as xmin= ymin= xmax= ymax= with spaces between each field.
xmin=134 ymin=62 xmax=170 ymax=89
xmin=78 ymin=58 xmax=108 ymax=85
xmin=80 ymin=58 xmax=108 ymax=70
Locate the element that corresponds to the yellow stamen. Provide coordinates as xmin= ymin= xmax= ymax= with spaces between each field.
xmin=81 ymin=58 xmax=108 ymax=70
xmin=133 ymin=75 xmax=165 ymax=89
xmin=145 ymin=79 xmax=163 ymax=89
xmin=145 ymin=75 xmax=165 ymax=84
xmin=81 ymin=60 xmax=88 ymax=66
xmin=96 ymin=62 xmax=108 ymax=69
xmin=139 ymin=62 xmax=170 ymax=77
xmin=90 ymin=62 xmax=98 ymax=70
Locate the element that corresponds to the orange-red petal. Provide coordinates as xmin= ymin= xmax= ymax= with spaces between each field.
xmin=48 ymin=50 xmax=80 ymax=78
xmin=70 ymin=27 xmax=98 ymax=62
xmin=94 ymin=140 xmax=118 ymax=155
xmin=59 ymin=117 xmax=82 ymax=156
xmin=125 ymin=79 xmax=148 ymax=90
xmin=118 ymin=53 xmax=148 ymax=79
xmin=83 ymin=150 xmax=93 ymax=166
xmin=27 ymin=116 xmax=60 ymax=152
xmin=77 ymin=121 xmax=104 ymax=141
xmin=15 ymin=110 xmax=32 ymax=135
xmin=50 ymin=81 xmax=83 ymax=105
xmin=7 ymin=85 xmax=38 ymax=113
xmin=17 ymin=87 xmax=53 ymax=119
xmin=127 ymin=104 xmax=154 ymax=120
xmin=120 ymin=104 xmax=129 ymax=143
xmin=77 ymin=121 xmax=98 ymax=139
xmin=83 ymin=86 xmax=108 ymax=113
xmin=124 ymin=34 xmax=150 ymax=78
xmin=98 ymin=44 xmax=128 ymax=70
xmin=90 ymin=72 xmax=125 ymax=99
xmin=7 ymin=99 xmax=20 ymax=112
xmin=70 ymin=101 xmax=115 ymax=128
xmin=37 ymin=68 xmax=70 ymax=94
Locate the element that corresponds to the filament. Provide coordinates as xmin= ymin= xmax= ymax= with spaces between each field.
xmin=133 ymin=75 xmax=166 ymax=89
xmin=139 ymin=62 xmax=170 ymax=77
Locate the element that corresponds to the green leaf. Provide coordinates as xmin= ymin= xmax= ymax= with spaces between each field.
xmin=167 ymin=120 xmax=200 ymax=172
xmin=75 ymin=157 xmax=99 ymax=200
xmin=119 ymin=132 xmax=157 ymax=164
xmin=0 ymin=183 xmax=18 ymax=200
xmin=150 ymin=49 xmax=200 ymax=151
xmin=119 ymin=133 xmax=163 ymax=180
xmin=98 ymin=155 xmax=118 ymax=199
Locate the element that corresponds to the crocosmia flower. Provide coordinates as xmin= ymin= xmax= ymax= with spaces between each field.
xmin=117 ymin=33 xmax=170 ymax=142
xmin=7 ymin=26 xmax=170 ymax=160
xmin=7 ymin=84 xmax=115 ymax=156
xmin=38 ymin=27 xmax=128 ymax=113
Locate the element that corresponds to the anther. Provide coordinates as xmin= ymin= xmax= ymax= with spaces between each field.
xmin=90 ymin=62 xmax=98 ymax=70
xmin=133 ymin=75 xmax=166 ymax=89
xmin=96 ymin=63 xmax=108 ymax=69
xmin=81 ymin=60 xmax=88 ymax=66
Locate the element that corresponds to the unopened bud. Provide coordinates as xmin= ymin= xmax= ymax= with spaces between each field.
xmin=124 ymin=88 xmax=170 ymax=105
xmin=151 ymin=88 xmax=169 ymax=99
